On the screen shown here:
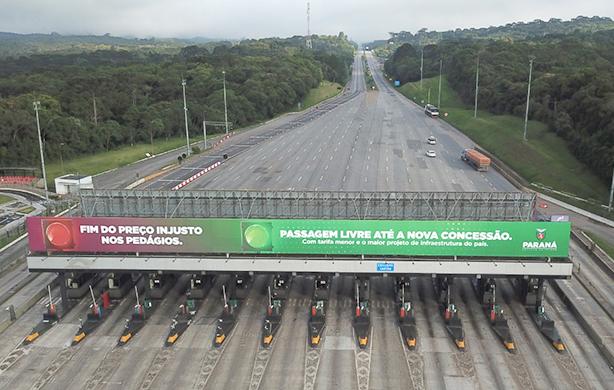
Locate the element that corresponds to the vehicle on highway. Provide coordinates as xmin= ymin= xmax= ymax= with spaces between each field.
xmin=427 ymin=136 xmax=437 ymax=145
xmin=425 ymin=150 xmax=437 ymax=158
xmin=461 ymin=148 xmax=491 ymax=171
xmin=425 ymin=104 xmax=439 ymax=117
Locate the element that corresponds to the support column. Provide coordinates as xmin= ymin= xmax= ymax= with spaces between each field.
xmin=396 ymin=276 xmax=417 ymax=349
xmin=434 ymin=276 xmax=465 ymax=350
xmin=518 ymin=277 xmax=565 ymax=352
xmin=353 ymin=276 xmax=371 ymax=348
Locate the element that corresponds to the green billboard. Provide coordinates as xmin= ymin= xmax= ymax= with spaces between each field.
xmin=28 ymin=217 xmax=570 ymax=258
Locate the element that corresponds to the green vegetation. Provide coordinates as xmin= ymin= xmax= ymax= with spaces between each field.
xmin=0 ymin=225 xmax=26 ymax=250
xmin=0 ymin=34 xmax=354 ymax=170
xmin=368 ymin=16 xmax=614 ymax=50
xmin=0 ymin=32 xmax=228 ymax=58
xmin=362 ymin=56 xmax=377 ymax=90
xmin=0 ymin=194 xmax=14 ymax=205
xmin=585 ymin=232 xmax=614 ymax=259
xmin=299 ymin=81 xmax=342 ymax=109
xmin=398 ymin=77 xmax=609 ymax=208
xmin=17 ymin=206 xmax=35 ymax=214
xmin=385 ymin=29 xmax=614 ymax=187
xmin=46 ymin=136 xmax=187 ymax=181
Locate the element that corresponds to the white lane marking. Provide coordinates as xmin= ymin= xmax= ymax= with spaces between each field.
xmin=329 ymin=156 xmax=333 ymax=160
xmin=320 ymin=176 xmax=323 ymax=181
xmin=313 ymin=156 xmax=317 ymax=161
xmin=364 ymin=177 xmax=368 ymax=183
xmin=324 ymin=165 xmax=328 ymax=170
xmin=343 ymin=176 xmax=346 ymax=182
xmin=298 ymin=176 xmax=303 ymax=182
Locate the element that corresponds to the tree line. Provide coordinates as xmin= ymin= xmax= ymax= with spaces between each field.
xmin=384 ymin=30 xmax=614 ymax=184
xmin=0 ymin=34 xmax=354 ymax=168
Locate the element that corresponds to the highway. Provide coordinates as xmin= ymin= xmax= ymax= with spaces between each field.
xmin=1 ymin=53 xmax=613 ymax=390
xmin=144 ymin=52 xmax=514 ymax=193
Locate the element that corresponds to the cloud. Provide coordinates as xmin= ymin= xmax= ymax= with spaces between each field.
xmin=0 ymin=0 xmax=611 ymax=42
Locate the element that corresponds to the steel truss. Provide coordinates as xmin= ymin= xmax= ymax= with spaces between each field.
xmin=79 ymin=190 xmax=535 ymax=221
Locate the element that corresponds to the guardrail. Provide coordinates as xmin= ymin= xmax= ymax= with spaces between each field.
xmin=570 ymin=229 xmax=614 ymax=279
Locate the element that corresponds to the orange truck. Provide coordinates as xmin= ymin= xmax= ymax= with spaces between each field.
xmin=461 ymin=149 xmax=491 ymax=171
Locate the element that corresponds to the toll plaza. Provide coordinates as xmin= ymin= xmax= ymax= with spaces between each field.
xmin=26 ymin=189 xmax=572 ymax=350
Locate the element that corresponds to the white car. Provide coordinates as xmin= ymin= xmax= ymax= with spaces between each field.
xmin=427 ymin=136 xmax=437 ymax=145
xmin=425 ymin=104 xmax=439 ymax=117
xmin=425 ymin=150 xmax=437 ymax=158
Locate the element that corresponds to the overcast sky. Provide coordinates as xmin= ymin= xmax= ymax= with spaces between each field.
xmin=0 ymin=0 xmax=612 ymax=42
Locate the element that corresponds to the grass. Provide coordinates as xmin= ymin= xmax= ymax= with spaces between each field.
xmin=0 ymin=226 xmax=26 ymax=250
xmin=46 ymin=136 xmax=188 ymax=185
xmin=0 ymin=194 xmax=14 ymax=205
xmin=18 ymin=206 xmax=35 ymax=214
xmin=397 ymin=77 xmax=611 ymax=216
xmin=298 ymin=81 xmax=343 ymax=110
xmin=585 ymin=232 xmax=614 ymax=259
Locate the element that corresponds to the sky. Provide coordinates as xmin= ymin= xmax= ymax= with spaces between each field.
xmin=0 ymin=0 xmax=612 ymax=43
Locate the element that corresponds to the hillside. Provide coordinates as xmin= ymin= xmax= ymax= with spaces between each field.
xmin=0 ymin=31 xmax=226 ymax=58
xmin=0 ymin=34 xmax=354 ymax=168
xmin=367 ymin=16 xmax=614 ymax=52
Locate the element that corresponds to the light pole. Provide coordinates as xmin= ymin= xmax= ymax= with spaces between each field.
xmin=59 ymin=142 xmax=65 ymax=174
xmin=202 ymin=112 xmax=207 ymax=150
xmin=474 ymin=55 xmax=480 ymax=118
xmin=608 ymin=166 xmax=613 ymax=213
xmin=33 ymin=101 xmax=49 ymax=201
xmin=437 ymin=58 xmax=443 ymax=108
xmin=222 ymin=71 xmax=229 ymax=135
xmin=181 ymin=79 xmax=190 ymax=156
xmin=523 ymin=56 xmax=535 ymax=142
xmin=419 ymin=47 xmax=424 ymax=90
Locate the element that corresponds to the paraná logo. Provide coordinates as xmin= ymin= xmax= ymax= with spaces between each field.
xmin=536 ymin=229 xmax=546 ymax=240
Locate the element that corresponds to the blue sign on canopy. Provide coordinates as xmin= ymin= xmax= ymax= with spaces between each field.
xmin=394 ymin=80 xmax=401 ymax=87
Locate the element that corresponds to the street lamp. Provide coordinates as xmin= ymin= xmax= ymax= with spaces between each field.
xmin=59 ymin=142 xmax=65 ymax=174
xmin=474 ymin=55 xmax=480 ymax=118
xmin=608 ymin=166 xmax=613 ymax=213
xmin=419 ymin=47 xmax=424 ymax=90
xmin=437 ymin=58 xmax=443 ymax=108
xmin=181 ymin=79 xmax=190 ymax=156
xmin=33 ymin=101 xmax=49 ymax=202
xmin=223 ymin=71 xmax=229 ymax=135
xmin=523 ymin=56 xmax=535 ymax=142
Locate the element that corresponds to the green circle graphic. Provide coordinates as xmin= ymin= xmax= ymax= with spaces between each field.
xmin=244 ymin=224 xmax=271 ymax=249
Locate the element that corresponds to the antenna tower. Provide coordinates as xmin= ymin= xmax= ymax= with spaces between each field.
xmin=306 ymin=2 xmax=312 ymax=49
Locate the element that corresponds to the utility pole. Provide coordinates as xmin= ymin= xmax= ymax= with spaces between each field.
xmin=306 ymin=2 xmax=312 ymax=49
xmin=223 ymin=71 xmax=229 ymax=135
xmin=523 ymin=56 xmax=535 ymax=142
xmin=608 ymin=166 xmax=614 ymax=213
xmin=181 ymin=79 xmax=190 ymax=156
xmin=202 ymin=112 xmax=207 ymax=149
xmin=59 ymin=142 xmax=65 ymax=174
xmin=92 ymin=95 xmax=98 ymax=126
xmin=437 ymin=58 xmax=443 ymax=108
xmin=474 ymin=55 xmax=480 ymax=118
xmin=33 ymin=101 xmax=49 ymax=202
xmin=427 ymin=88 xmax=431 ymax=104
xmin=420 ymin=47 xmax=424 ymax=90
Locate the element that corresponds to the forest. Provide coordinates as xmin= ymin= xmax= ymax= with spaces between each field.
xmin=384 ymin=29 xmax=614 ymax=184
xmin=0 ymin=34 xmax=354 ymax=167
